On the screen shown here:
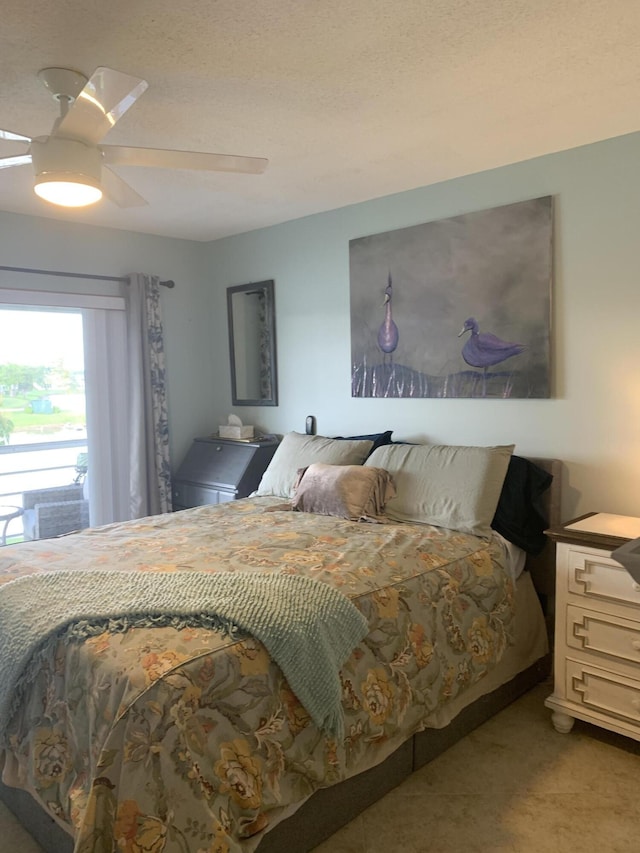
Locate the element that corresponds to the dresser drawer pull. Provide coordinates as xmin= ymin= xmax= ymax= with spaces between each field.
xmin=632 ymin=640 xmax=640 ymax=652
xmin=631 ymin=698 xmax=640 ymax=712
xmin=633 ymin=583 xmax=640 ymax=593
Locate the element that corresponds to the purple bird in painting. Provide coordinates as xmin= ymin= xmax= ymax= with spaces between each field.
xmin=458 ymin=317 xmax=525 ymax=368
xmin=377 ymin=273 xmax=399 ymax=363
xmin=458 ymin=317 xmax=525 ymax=393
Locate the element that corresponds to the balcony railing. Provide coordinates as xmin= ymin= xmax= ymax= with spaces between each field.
xmin=0 ymin=438 xmax=88 ymax=544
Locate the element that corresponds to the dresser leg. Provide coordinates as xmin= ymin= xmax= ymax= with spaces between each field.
xmin=551 ymin=711 xmax=575 ymax=734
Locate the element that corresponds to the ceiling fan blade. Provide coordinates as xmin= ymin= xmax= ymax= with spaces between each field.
xmin=0 ymin=153 xmax=32 ymax=170
xmin=0 ymin=129 xmax=32 ymax=143
xmin=56 ymin=67 xmax=148 ymax=145
xmin=101 ymin=166 xmax=148 ymax=208
xmin=102 ymin=145 xmax=268 ymax=175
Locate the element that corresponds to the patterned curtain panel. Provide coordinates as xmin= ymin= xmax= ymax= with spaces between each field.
xmin=127 ymin=273 xmax=172 ymax=517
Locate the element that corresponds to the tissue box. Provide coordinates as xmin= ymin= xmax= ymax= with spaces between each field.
xmin=219 ymin=424 xmax=254 ymax=440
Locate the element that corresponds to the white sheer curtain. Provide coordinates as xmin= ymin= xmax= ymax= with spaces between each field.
xmin=84 ymin=274 xmax=172 ymax=523
xmin=82 ymin=308 xmax=130 ymax=525
xmin=83 ymin=274 xmax=172 ymax=524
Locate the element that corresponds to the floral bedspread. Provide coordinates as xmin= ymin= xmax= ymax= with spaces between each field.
xmin=0 ymin=497 xmax=514 ymax=853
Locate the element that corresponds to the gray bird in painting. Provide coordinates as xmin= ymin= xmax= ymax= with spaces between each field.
xmin=458 ymin=317 xmax=525 ymax=396
xmin=377 ymin=273 xmax=399 ymax=363
xmin=458 ymin=317 xmax=525 ymax=372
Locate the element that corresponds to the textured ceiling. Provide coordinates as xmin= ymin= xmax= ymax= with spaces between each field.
xmin=1 ymin=0 xmax=639 ymax=242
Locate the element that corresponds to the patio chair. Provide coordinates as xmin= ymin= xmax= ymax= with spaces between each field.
xmin=22 ymin=484 xmax=90 ymax=541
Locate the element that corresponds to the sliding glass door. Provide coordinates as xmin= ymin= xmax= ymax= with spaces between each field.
xmin=0 ymin=273 xmax=132 ymax=543
xmin=0 ymin=307 xmax=89 ymax=544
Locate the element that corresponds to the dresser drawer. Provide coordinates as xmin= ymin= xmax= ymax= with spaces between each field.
xmin=567 ymin=604 xmax=640 ymax=670
xmin=172 ymin=482 xmax=225 ymax=508
xmin=565 ymin=658 xmax=640 ymax=725
xmin=567 ymin=547 xmax=640 ymax=608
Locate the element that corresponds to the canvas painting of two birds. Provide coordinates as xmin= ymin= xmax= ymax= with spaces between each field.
xmin=349 ymin=196 xmax=552 ymax=398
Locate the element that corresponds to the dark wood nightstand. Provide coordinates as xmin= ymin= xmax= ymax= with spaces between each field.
xmin=172 ymin=436 xmax=279 ymax=510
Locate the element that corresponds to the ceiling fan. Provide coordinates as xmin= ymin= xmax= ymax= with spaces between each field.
xmin=0 ymin=66 xmax=268 ymax=208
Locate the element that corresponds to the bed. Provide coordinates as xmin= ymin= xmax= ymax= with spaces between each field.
xmin=0 ymin=433 xmax=560 ymax=853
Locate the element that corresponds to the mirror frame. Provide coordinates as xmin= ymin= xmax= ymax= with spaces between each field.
xmin=227 ymin=279 xmax=278 ymax=407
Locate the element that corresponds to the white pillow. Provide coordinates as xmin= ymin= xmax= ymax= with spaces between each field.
xmin=365 ymin=443 xmax=514 ymax=536
xmin=255 ymin=432 xmax=374 ymax=498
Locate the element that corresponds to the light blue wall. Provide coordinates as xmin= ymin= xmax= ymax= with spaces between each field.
xmin=205 ymin=131 xmax=640 ymax=520
xmin=2 ymin=130 xmax=639 ymax=521
xmin=0 ymin=210 xmax=214 ymax=465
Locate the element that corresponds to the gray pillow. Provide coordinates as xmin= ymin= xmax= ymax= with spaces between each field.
xmin=255 ymin=432 xmax=374 ymax=498
xmin=365 ymin=443 xmax=514 ymax=536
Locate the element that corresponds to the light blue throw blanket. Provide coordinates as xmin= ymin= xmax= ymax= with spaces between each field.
xmin=0 ymin=570 xmax=368 ymax=743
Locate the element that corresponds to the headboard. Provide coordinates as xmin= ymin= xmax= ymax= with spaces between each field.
xmin=524 ymin=457 xmax=562 ymax=634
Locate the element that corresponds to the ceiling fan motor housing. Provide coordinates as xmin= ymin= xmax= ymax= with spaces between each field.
xmin=30 ymin=136 xmax=102 ymax=191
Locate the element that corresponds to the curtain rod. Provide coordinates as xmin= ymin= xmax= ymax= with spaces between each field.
xmin=0 ymin=264 xmax=175 ymax=288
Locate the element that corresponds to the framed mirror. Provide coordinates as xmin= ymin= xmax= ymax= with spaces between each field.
xmin=227 ymin=279 xmax=278 ymax=406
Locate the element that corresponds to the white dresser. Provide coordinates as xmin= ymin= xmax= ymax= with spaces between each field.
xmin=545 ymin=512 xmax=640 ymax=740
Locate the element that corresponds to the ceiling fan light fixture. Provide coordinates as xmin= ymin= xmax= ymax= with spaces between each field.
xmin=34 ymin=174 xmax=103 ymax=207
xmin=30 ymin=135 xmax=103 ymax=207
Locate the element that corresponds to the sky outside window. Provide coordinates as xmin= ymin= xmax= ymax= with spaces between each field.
xmin=0 ymin=309 xmax=84 ymax=370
